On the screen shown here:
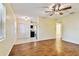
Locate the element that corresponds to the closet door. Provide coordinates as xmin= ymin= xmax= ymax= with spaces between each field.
xmin=17 ymin=23 xmax=30 ymax=39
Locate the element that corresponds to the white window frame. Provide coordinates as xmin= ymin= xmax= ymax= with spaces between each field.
xmin=0 ymin=4 xmax=6 ymax=41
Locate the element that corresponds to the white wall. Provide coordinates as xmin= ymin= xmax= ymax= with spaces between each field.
xmin=38 ymin=17 xmax=56 ymax=40
xmin=16 ymin=17 xmax=56 ymax=43
xmin=16 ymin=11 xmax=79 ymax=45
xmin=61 ymin=13 xmax=79 ymax=44
xmin=0 ymin=4 xmax=16 ymax=56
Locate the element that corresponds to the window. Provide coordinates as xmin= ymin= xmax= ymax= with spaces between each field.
xmin=0 ymin=4 xmax=6 ymax=40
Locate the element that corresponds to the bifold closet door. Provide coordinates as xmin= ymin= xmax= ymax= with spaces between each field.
xmin=17 ymin=23 xmax=30 ymax=40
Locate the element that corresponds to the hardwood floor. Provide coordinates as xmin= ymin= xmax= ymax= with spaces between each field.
xmin=9 ymin=39 xmax=79 ymax=56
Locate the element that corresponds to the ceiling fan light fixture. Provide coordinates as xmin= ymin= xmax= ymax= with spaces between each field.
xmin=45 ymin=3 xmax=72 ymax=16
xmin=55 ymin=12 xmax=59 ymax=15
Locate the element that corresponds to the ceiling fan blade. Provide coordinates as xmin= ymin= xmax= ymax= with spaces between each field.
xmin=59 ymin=12 xmax=63 ymax=15
xmin=59 ymin=6 xmax=72 ymax=11
xmin=50 ymin=14 xmax=53 ymax=16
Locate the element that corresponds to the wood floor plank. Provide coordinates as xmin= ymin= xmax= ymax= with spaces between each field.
xmin=9 ymin=39 xmax=79 ymax=56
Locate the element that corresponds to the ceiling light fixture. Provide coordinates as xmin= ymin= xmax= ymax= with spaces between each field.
xmin=45 ymin=3 xmax=72 ymax=16
xmin=17 ymin=16 xmax=31 ymax=21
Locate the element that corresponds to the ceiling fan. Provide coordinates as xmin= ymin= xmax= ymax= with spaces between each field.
xmin=45 ymin=3 xmax=73 ymax=16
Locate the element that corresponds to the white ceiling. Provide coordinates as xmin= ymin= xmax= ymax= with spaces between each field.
xmin=12 ymin=3 xmax=50 ymax=19
xmin=12 ymin=3 xmax=79 ymax=19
